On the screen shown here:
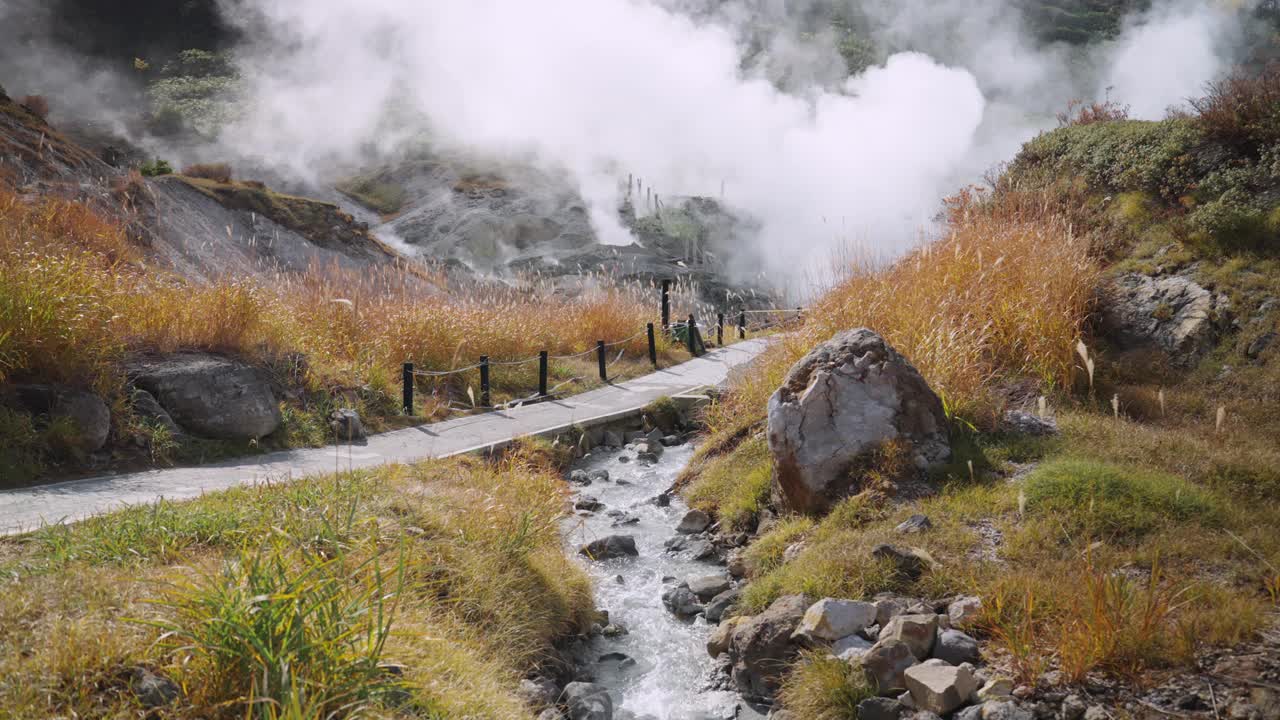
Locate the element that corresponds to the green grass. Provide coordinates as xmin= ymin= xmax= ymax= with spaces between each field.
xmin=683 ymin=435 xmax=773 ymax=531
xmin=777 ymin=652 xmax=875 ymax=720
xmin=1022 ymin=458 xmax=1225 ymax=540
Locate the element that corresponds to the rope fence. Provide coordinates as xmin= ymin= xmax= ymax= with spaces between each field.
xmin=398 ymin=278 xmax=807 ymax=416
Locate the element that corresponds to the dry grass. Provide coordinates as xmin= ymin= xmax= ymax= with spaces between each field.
xmin=19 ymin=94 xmax=49 ymax=119
xmin=0 ymin=448 xmax=592 ymax=718
xmin=1191 ymin=62 xmax=1280 ymax=156
xmin=181 ymin=162 xmax=233 ymax=184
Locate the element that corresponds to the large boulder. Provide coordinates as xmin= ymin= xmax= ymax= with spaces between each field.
xmin=129 ymin=354 xmax=281 ymax=440
xmin=767 ymin=329 xmax=950 ymax=514
xmin=579 ymin=535 xmax=637 ymax=560
xmin=903 ymin=661 xmax=978 ymax=715
xmin=727 ymin=594 xmax=808 ymax=700
xmin=8 ymin=384 xmax=111 ymax=453
xmin=1101 ymin=273 xmax=1231 ymax=366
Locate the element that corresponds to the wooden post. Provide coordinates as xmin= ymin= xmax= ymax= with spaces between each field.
xmin=738 ymin=311 xmax=746 ymax=340
xmin=717 ymin=312 xmax=724 ymax=347
xmin=538 ymin=351 xmax=549 ymax=398
xmin=479 ymin=356 xmax=490 ymax=408
xmin=402 ymin=362 xmax=414 ymax=416
xmin=661 ymin=279 xmax=671 ymax=329
xmin=597 ymin=340 xmax=608 ymax=382
xmin=686 ymin=314 xmax=698 ymax=356
xmin=647 ymin=323 xmax=658 ymax=368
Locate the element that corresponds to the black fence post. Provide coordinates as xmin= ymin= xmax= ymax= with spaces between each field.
xmin=479 ymin=356 xmax=491 ymax=408
xmin=597 ymin=340 xmax=608 ymax=382
xmin=686 ymin=314 xmax=698 ymax=356
xmin=647 ymin=323 xmax=658 ymax=368
xmin=661 ymin=279 xmax=671 ymax=329
xmin=538 ymin=351 xmax=549 ymax=398
xmin=797 ymin=306 xmax=804 ymax=323
xmin=717 ymin=312 xmax=724 ymax=347
xmin=738 ymin=311 xmax=746 ymax=340
xmin=402 ymin=362 xmax=414 ymax=416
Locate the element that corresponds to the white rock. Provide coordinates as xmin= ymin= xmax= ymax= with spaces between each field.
xmin=831 ymin=634 xmax=874 ymax=662
xmin=904 ymin=662 xmax=979 ymax=715
xmin=794 ymin=598 xmax=878 ymax=642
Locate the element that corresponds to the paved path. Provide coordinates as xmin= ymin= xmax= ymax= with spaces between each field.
xmin=0 ymin=339 xmax=769 ymax=535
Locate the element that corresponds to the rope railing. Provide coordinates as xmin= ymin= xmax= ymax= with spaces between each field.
xmin=398 ymin=277 xmax=807 ymax=417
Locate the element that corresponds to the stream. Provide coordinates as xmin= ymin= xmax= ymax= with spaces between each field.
xmin=564 ymin=439 xmax=750 ymax=720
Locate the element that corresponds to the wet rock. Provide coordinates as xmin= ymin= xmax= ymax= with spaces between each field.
xmin=654 ymin=493 xmax=672 ymax=507
xmin=794 ymin=598 xmax=878 ymax=642
xmin=660 ymin=434 xmax=683 ymax=447
xmin=662 ymin=586 xmax=704 ymax=617
xmin=563 ymin=682 xmax=613 ymax=720
xmin=1002 ymin=410 xmax=1057 ymax=437
xmin=603 ymin=431 xmax=624 ymax=448
xmin=895 ymin=514 xmax=933 ymax=534
xmin=687 ymin=574 xmax=731 ymax=601
xmin=705 ymin=588 xmax=741 ymax=623
xmin=858 ymin=696 xmax=906 ymax=720
xmin=9 ymin=384 xmax=111 ymax=453
xmin=1102 ymin=272 xmax=1231 ymax=366
xmin=131 ymin=667 xmax=181 ymax=708
xmin=727 ymin=594 xmax=808 ymax=700
xmin=933 ymin=629 xmax=980 ymax=665
xmin=947 ymin=596 xmax=982 ymax=628
xmin=601 ymin=623 xmax=629 ymax=637
xmin=637 ymin=451 xmax=659 ymax=463
xmin=904 ymin=662 xmax=978 ymax=715
xmin=130 ymin=353 xmax=281 ymax=440
xmin=518 ymin=677 xmax=560 ymax=709
xmin=569 ymin=470 xmax=592 ymax=485
xmin=625 ymin=430 xmax=646 ymax=443
xmin=588 ymin=468 xmax=611 ymax=483
xmin=833 ymin=634 xmax=874 ymax=662
xmin=872 ymin=544 xmax=931 ymax=582
xmin=767 ymin=329 xmax=951 ymax=514
xmin=707 ymin=616 xmax=742 ymax=658
xmin=677 ymin=509 xmax=712 ymax=534
xmin=688 ymin=538 xmax=718 ymax=561
xmin=579 ymin=535 xmax=637 ymax=560
xmin=617 ymin=455 xmax=631 ymax=464
xmin=330 ymin=408 xmax=365 ymax=441
xmin=881 ymin=614 xmax=938 ymax=660
xmin=610 ymin=513 xmax=640 ymax=527
xmin=862 ymin=639 xmax=918 ymax=695
xmin=575 ymin=496 xmax=605 ymax=512
xmin=598 ymin=652 xmax=637 ymax=669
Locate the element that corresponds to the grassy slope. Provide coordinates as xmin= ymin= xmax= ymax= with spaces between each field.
xmin=679 ymin=77 xmax=1280 ymax=714
xmin=0 ymin=444 xmax=590 ymax=719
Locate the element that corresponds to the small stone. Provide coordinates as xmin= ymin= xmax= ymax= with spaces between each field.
xmin=705 ymin=588 xmax=741 ymax=623
xmin=896 ymin=514 xmax=933 ymax=534
xmin=329 ymin=408 xmax=366 ymax=441
xmin=563 ymin=682 xmax=612 ymax=720
xmin=603 ymin=431 xmax=624 ymax=448
xmin=1061 ymin=694 xmax=1087 ymax=720
xmin=904 ymin=662 xmax=979 ymax=715
xmin=875 ymin=596 xmax=909 ymax=626
xmin=687 ymin=539 xmax=717 ymax=561
xmin=1002 ymin=410 xmax=1058 ymax=436
xmin=832 ymin=634 xmax=874 ymax=662
xmin=948 ymin=596 xmax=983 ymax=627
xmin=588 ymin=468 xmax=611 ymax=483
xmin=575 ymin=496 xmax=605 ymax=512
xmin=782 ymin=541 xmax=807 ymax=563
xmin=579 ymin=535 xmax=638 ymax=560
xmin=727 ymin=551 xmax=748 ymax=578
xmin=662 ymin=586 xmax=704 ymax=617
xmin=794 ymin=598 xmax=879 ymax=642
xmin=660 ymin=434 xmax=683 ymax=446
xmin=131 ymin=667 xmax=180 ymax=708
xmin=569 ymin=470 xmax=592 ymax=485
xmin=881 ymin=614 xmax=938 ymax=660
xmin=602 ymin=623 xmax=629 ymax=637
xmin=654 ymin=493 xmax=672 ymax=507
xmin=687 ymin=574 xmax=732 ymax=601
xmin=617 ymin=455 xmax=631 ymax=463
xmin=1082 ymin=708 xmax=1109 ymax=720
xmin=537 ymin=709 xmax=562 ymax=720
xmin=977 ymin=677 xmax=1014 ymax=702
xmin=862 ymin=639 xmax=918 ymax=695
xmin=677 ymin=509 xmax=713 ymax=534
xmin=872 ymin=544 xmax=931 ymax=581
xmin=1012 ymin=685 xmax=1033 ymax=700
xmin=857 ymin=696 xmax=905 ymax=720
xmin=954 ymin=705 xmax=984 ymax=720
xmin=933 ymin=629 xmax=980 ymax=665
xmin=637 ymin=451 xmax=659 ymax=463
xmin=598 ymin=651 xmax=637 ymax=669
xmin=982 ymin=701 xmax=1034 ymax=720
xmin=707 ymin=616 xmax=742 ymax=657
xmin=518 ymin=677 xmax=559 ymax=709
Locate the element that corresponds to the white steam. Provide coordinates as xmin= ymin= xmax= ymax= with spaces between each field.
xmin=213 ymin=0 xmax=1251 ymax=275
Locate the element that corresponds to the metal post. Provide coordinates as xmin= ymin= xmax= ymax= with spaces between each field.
xmin=402 ymin=362 xmax=414 ymax=416
xmin=597 ymin=340 xmax=608 ymax=382
xmin=479 ymin=356 xmax=490 ymax=408
xmin=717 ymin=312 xmax=724 ymax=347
xmin=538 ymin=351 xmax=549 ymax=398
xmin=686 ymin=314 xmax=698 ymax=356
xmin=647 ymin=323 xmax=658 ymax=368
xmin=797 ymin=306 xmax=804 ymax=323
xmin=661 ymin=279 xmax=671 ymax=329
xmin=739 ymin=311 xmax=746 ymax=340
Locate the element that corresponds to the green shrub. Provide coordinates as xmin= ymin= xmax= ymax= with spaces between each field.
xmin=683 ymin=435 xmax=773 ymax=530
xmin=1189 ymin=187 xmax=1274 ymax=255
xmin=140 ymin=159 xmax=174 ymax=177
xmin=1022 ymin=458 xmax=1224 ymax=539
xmin=777 ymin=652 xmax=875 ymax=719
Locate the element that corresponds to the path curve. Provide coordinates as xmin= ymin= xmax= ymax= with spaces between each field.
xmin=0 ymin=339 xmax=769 ymax=536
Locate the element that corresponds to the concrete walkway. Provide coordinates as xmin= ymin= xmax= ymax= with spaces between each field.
xmin=0 ymin=339 xmax=769 ymax=535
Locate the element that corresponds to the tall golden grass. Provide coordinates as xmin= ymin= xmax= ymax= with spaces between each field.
xmin=705 ymin=187 xmax=1100 ymax=432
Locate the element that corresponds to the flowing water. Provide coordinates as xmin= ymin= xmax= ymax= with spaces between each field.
xmin=564 ymin=441 xmax=744 ymax=720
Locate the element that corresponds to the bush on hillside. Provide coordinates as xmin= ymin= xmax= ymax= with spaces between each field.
xmin=140 ymin=159 xmax=173 ymax=177
xmin=19 ymin=95 xmax=49 ymax=119
xmin=181 ymin=162 xmax=232 ymax=184
xmin=1192 ymin=63 xmax=1280 ymax=156
xmin=1057 ymin=97 xmax=1130 ymax=127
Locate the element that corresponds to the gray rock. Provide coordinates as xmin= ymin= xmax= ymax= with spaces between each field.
xmin=518 ymin=677 xmax=560 ymax=709
xmin=832 ymin=633 xmax=874 ymax=662
xmin=1061 ymin=695 xmax=1087 ymax=720
xmin=130 ymin=353 xmax=281 ymax=440
xmin=727 ymin=594 xmax=808 ymax=700
xmin=636 ymin=451 xmax=659 ymax=463
xmin=875 ymin=596 xmax=910 ymax=626
xmin=1002 ymin=410 xmax=1057 ymax=437
xmin=662 ymin=586 xmax=704 ymax=617
xmin=955 ymin=706 xmax=984 ymax=720
xmin=863 ymin=639 xmax=918 ymax=695
xmin=707 ymin=616 xmax=742 ymax=658
xmin=579 ymin=535 xmax=638 ymax=560
xmin=601 ymin=623 xmax=628 ymax=637
xmin=858 ymin=696 xmax=906 ymax=720
xmin=660 ymin=434 xmax=683 ymax=446
xmin=654 ymin=493 xmax=671 ymax=507
xmin=948 ymin=596 xmax=983 ymax=628
xmin=872 ymin=544 xmax=931 ymax=582
xmin=1102 ymin=273 xmax=1231 ymax=366
xmin=794 ymin=598 xmax=878 ymax=642
xmin=563 ymin=682 xmax=613 ymax=720
xmin=677 ymin=509 xmax=712 ymax=534
xmin=588 ymin=468 xmax=611 ymax=483
xmin=881 ymin=614 xmax=938 ymax=660
xmin=330 ymin=408 xmax=365 ymax=441
xmin=896 ymin=514 xmax=933 ymax=534
xmin=603 ymin=431 xmax=624 ymax=448
xmin=982 ymin=701 xmax=1034 ymax=720
xmin=1247 ymin=331 xmax=1276 ymax=359
xmin=933 ymin=629 xmax=980 ymax=665
xmin=687 ymin=574 xmax=732 ymax=601
xmin=977 ymin=676 xmax=1013 ymax=702
xmin=132 ymin=388 xmax=181 ymax=436
xmin=10 ymin=384 xmax=111 ymax=453
xmin=1081 ymin=708 xmax=1108 ymax=720
xmin=569 ymin=469 xmax=592 ymax=485
xmin=537 ymin=709 xmax=563 ymax=720
xmin=766 ymin=329 xmax=951 ymax=514
xmin=904 ymin=662 xmax=978 ymax=715
xmin=705 ymin=588 xmax=741 ymax=622
xmin=575 ymin=496 xmax=605 ymax=512
xmin=131 ymin=667 xmax=180 ymax=708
